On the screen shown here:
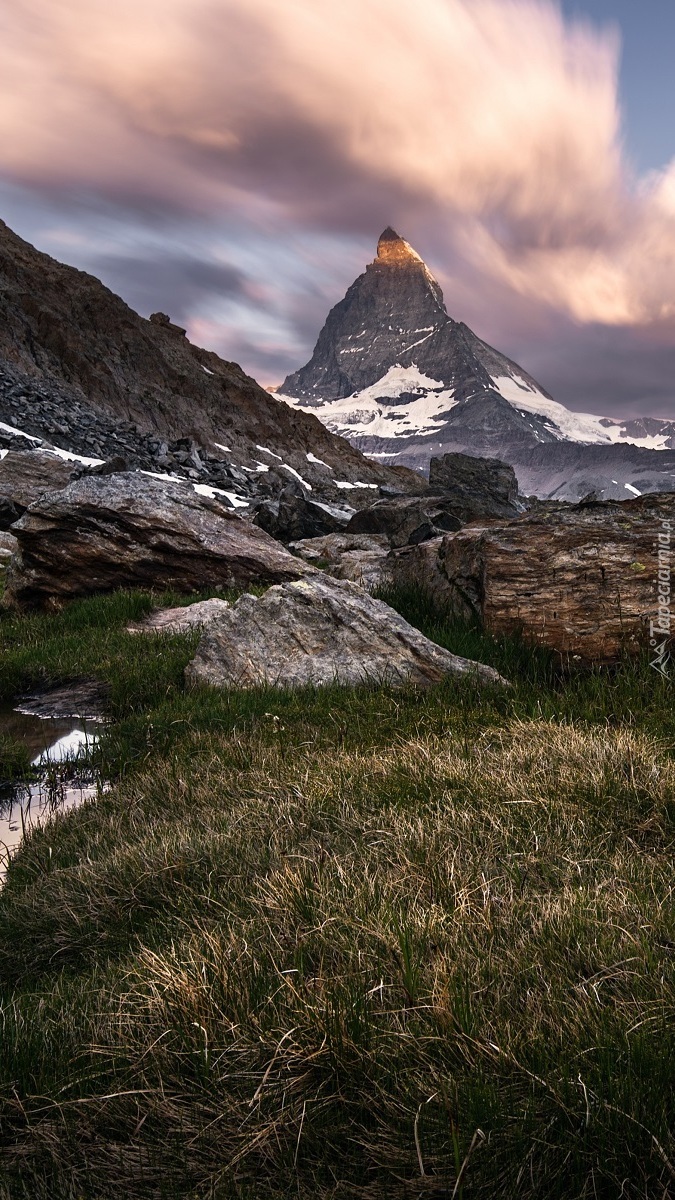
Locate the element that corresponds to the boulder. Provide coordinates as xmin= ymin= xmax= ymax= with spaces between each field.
xmin=427 ymin=452 xmax=521 ymax=519
xmin=345 ymin=493 xmax=463 ymax=547
xmin=252 ymin=482 xmax=354 ymax=543
xmin=289 ymin=532 xmax=393 ymax=591
xmin=390 ymin=492 xmax=675 ymax=662
xmin=345 ymin=454 xmax=523 ymax=547
xmin=185 ymin=575 xmax=508 ymax=690
xmin=126 ymin=597 xmax=231 ymax=634
xmin=3 ymin=472 xmax=311 ymax=611
xmin=0 ymin=450 xmax=76 ymax=529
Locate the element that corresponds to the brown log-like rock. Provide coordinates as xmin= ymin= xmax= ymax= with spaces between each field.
xmin=185 ymin=575 xmax=508 ymax=690
xmin=391 ymin=493 xmax=674 ymax=662
xmin=3 ymin=472 xmax=311 ymax=610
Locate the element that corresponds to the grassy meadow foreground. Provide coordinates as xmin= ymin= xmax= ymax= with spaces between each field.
xmin=0 ymin=586 xmax=673 ymax=1199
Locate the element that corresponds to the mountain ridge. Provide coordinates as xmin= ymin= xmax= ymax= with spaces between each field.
xmin=279 ymin=228 xmax=675 ymax=499
xmin=0 ymin=217 xmax=408 ymax=494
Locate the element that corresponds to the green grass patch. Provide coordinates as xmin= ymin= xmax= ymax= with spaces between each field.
xmin=0 ymin=734 xmax=32 ymax=783
xmin=0 ymin=584 xmax=673 ymax=1198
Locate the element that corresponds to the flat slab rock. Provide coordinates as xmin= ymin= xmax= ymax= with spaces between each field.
xmin=16 ymin=679 xmax=110 ymax=721
xmin=390 ymin=492 xmax=675 ymax=662
xmin=185 ymin=575 xmax=508 ymax=690
xmin=127 ymin=597 xmax=231 ymax=634
xmin=3 ymin=472 xmax=311 ymax=610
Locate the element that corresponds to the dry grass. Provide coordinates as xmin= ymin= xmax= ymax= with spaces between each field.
xmin=1 ymin=717 xmax=674 ymax=1198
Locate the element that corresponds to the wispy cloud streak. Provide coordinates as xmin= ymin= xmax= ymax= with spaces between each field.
xmin=1 ymin=0 xmax=674 ymax=401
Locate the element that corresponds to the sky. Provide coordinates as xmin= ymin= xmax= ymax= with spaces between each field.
xmin=1 ymin=0 xmax=674 ymax=420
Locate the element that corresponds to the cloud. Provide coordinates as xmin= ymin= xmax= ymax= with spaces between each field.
xmin=90 ymin=252 xmax=247 ymax=324
xmin=1 ymin=0 xmax=675 ymax=404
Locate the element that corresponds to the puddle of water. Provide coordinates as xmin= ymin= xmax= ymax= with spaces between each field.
xmin=0 ymin=707 xmax=102 ymax=882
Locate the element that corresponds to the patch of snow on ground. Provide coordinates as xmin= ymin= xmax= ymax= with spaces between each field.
xmin=624 ymin=483 xmax=642 ymax=496
xmin=281 ymin=464 xmax=312 ymax=490
xmin=47 ymin=448 xmax=105 ymax=467
xmin=0 ymin=449 xmax=8 ymax=462
xmin=279 ymin=365 xmax=457 ymax=439
xmin=201 ymin=365 xmax=214 ymax=375
xmin=335 ymin=481 xmax=378 ymax=489
xmin=0 ymin=420 xmax=42 ymax=443
xmin=493 ymin=375 xmax=672 ymax=449
xmin=193 ymin=483 xmax=249 ymax=507
xmin=0 ymin=422 xmax=102 ymax=465
xmin=306 ymin=452 xmax=330 ymax=467
xmin=141 ymin=470 xmax=184 ymax=483
xmin=256 ymin=445 xmax=283 ymax=460
xmin=214 ymin=443 xmax=232 ymax=453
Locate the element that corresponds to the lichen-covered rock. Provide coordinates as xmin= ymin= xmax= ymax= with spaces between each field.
xmin=0 ymin=529 xmax=18 ymax=562
xmin=289 ymin=532 xmax=393 ymax=590
xmin=185 ymin=575 xmax=508 ymax=690
xmin=391 ymin=492 xmax=675 ymax=662
xmin=4 ymin=472 xmax=311 ymax=610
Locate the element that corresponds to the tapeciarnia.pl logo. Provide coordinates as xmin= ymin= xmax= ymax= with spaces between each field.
xmin=650 ymin=519 xmax=672 ymax=677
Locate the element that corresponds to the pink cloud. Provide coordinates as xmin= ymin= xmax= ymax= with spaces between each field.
xmin=1 ymin=0 xmax=675 ymax=336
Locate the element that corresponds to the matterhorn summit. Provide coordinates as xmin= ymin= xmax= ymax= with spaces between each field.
xmin=279 ymin=229 xmax=675 ymax=500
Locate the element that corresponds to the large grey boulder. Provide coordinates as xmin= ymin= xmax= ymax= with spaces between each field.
xmin=345 ymin=453 xmax=522 ymax=547
xmin=0 ymin=450 xmax=76 ymax=529
xmin=346 ymin=493 xmax=462 ymax=547
xmin=4 ymin=472 xmax=311 ymax=610
xmin=185 ymin=575 xmax=508 ymax=690
xmin=427 ymin=452 xmax=521 ymax=519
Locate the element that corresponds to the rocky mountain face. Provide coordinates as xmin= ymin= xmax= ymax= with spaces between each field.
xmin=280 ymin=229 xmax=675 ymax=500
xmin=282 ymin=227 xmax=548 ymax=407
xmin=0 ymin=218 xmax=413 ymax=499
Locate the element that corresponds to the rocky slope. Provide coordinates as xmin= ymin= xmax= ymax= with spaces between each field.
xmin=0 ymin=218 xmax=410 ymax=497
xmin=280 ymin=229 xmax=675 ymax=499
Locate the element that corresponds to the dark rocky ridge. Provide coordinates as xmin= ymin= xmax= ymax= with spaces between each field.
xmin=0 ymin=218 xmax=412 ymax=495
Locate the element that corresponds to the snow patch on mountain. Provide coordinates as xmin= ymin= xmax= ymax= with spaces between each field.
xmin=280 ymin=365 xmax=457 ymax=439
xmin=492 ymin=374 xmax=673 ymax=450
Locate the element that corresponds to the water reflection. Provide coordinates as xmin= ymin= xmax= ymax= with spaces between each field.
xmin=0 ymin=710 xmax=101 ymax=881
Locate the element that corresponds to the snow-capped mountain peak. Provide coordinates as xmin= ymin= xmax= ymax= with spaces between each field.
xmin=277 ymin=229 xmax=675 ymax=499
